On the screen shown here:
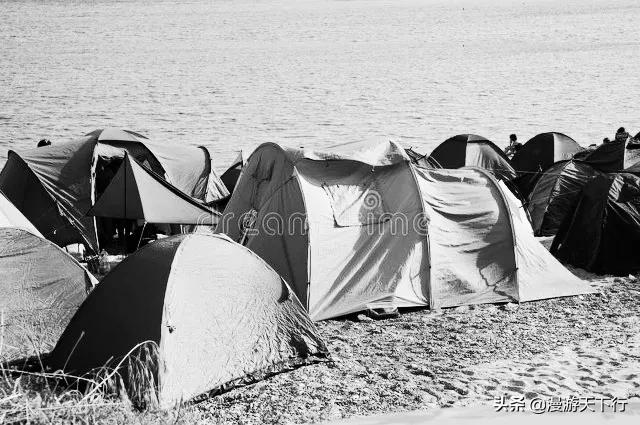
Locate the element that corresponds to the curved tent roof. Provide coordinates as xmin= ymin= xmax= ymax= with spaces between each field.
xmin=0 ymin=128 xmax=228 ymax=252
xmin=511 ymin=132 xmax=584 ymax=196
xmin=1 ymin=193 xmax=96 ymax=360
xmin=512 ymin=132 xmax=584 ymax=173
xmin=48 ymin=233 xmax=327 ymax=408
xmin=427 ymin=134 xmax=517 ymax=181
xmin=552 ymin=173 xmax=640 ymax=275
xmin=580 ymin=140 xmax=626 ymax=173
xmin=527 ymin=160 xmax=605 ymax=236
xmin=218 ymin=142 xmax=592 ymax=320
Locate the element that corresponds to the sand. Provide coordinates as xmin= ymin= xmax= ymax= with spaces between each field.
xmin=199 ymin=262 xmax=640 ymax=424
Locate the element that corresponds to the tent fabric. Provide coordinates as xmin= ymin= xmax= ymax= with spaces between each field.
xmin=581 ymin=141 xmax=626 ymax=172
xmin=551 ymin=173 xmax=640 ymax=275
xmin=0 ymin=223 xmax=96 ymax=360
xmin=218 ymin=142 xmax=592 ymax=321
xmin=0 ymin=191 xmax=42 ymax=236
xmin=511 ymin=132 xmax=584 ymax=196
xmin=405 ymin=148 xmax=439 ymax=169
xmin=88 ymin=155 xmax=218 ymax=225
xmin=527 ymin=160 xmax=605 ymax=236
xmin=427 ymin=134 xmax=517 ymax=181
xmin=0 ymin=128 xmax=228 ymax=252
xmin=48 ymin=233 xmax=328 ymax=408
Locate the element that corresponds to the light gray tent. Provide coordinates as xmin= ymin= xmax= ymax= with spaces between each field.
xmin=218 ymin=142 xmax=593 ymax=320
xmin=49 ymin=233 xmax=327 ymax=408
xmin=0 ymin=191 xmax=96 ymax=360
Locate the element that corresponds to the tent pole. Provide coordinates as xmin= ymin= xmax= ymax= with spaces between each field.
xmin=136 ymin=221 xmax=147 ymax=251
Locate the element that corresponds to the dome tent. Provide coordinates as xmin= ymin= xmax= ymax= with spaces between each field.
xmin=0 ymin=191 xmax=96 ymax=360
xmin=218 ymin=141 xmax=593 ymax=321
xmin=48 ymin=233 xmax=327 ymax=408
xmin=427 ymin=134 xmax=517 ymax=181
xmin=0 ymin=128 xmax=228 ymax=253
xmin=527 ymin=160 xmax=605 ymax=236
xmin=551 ymin=173 xmax=640 ymax=275
xmin=511 ymin=132 xmax=584 ymax=196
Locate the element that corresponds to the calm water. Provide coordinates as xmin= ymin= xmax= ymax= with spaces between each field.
xmin=1 ymin=0 xmax=639 ymax=171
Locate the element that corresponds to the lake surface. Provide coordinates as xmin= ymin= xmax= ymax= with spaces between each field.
xmin=1 ymin=0 xmax=639 ymax=171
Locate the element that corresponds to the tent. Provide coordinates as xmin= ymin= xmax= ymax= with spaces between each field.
xmin=427 ymin=134 xmax=517 ymax=181
xmin=48 ymin=233 xmax=328 ymax=408
xmin=218 ymin=142 xmax=592 ymax=321
xmin=0 ymin=128 xmax=228 ymax=253
xmin=220 ymin=149 xmax=254 ymax=194
xmin=580 ymin=140 xmax=626 ymax=172
xmin=511 ymin=132 xmax=584 ymax=196
xmin=0 ymin=192 xmax=96 ymax=360
xmin=551 ymin=173 xmax=640 ymax=275
xmin=526 ymin=160 xmax=605 ymax=236
xmin=405 ymin=148 xmax=439 ymax=169
xmin=88 ymin=154 xmax=219 ymax=226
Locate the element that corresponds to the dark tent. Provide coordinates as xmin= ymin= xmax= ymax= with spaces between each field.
xmin=427 ymin=134 xmax=517 ymax=181
xmin=511 ymin=132 xmax=584 ymax=196
xmin=0 ymin=128 xmax=228 ymax=253
xmin=405 ymin=148 xmax=439 ymax=169
xmin=527 ymin=160 xmax=605 ymax=236
xmin=551 ymin=173 xmax=640 ymax=275
xmin=581 ymin=141 xmax=625 ymax=172
xmin=48 ymin=233 xmax=328 ymax=408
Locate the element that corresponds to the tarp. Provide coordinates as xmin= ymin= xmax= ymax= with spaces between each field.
xmin=527 ymin=160 xmax=604 ymax=236
xmin=0 ymin=128 xmax=228 ymax=252
xmin=511 ymin=132 xmax=584 ymax=197
xmin=552 ymin=173 xmax=640 ymax=275
xmin=427 ymin=134 xmax=517 ymax=181
xmin=218 ymin=141 xmax=593 ymax=320
xmin=88 ymin=155 xmax=218 ymax=225
xmin=48 ymin=234 xmax=328 ymax=408
xmin=0 ymin=219 xmax=96 ymax=360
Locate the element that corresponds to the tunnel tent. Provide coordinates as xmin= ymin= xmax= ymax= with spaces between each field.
xmin=0 ymin=128 xmax=228 ymax=253
xmin=0 ymin=192 xmax=97 ymax=360
xmin=48 ymin=233 xmax=328 ymax=408
xmin=526 ymin=160 xmax=605 ymax=236
xmin=552 ymin=173 xmax=640 ymax=275
xmin=511 ymin=132 xmax=584 ymax=196
xmin=88 ymin=154 xmax=218 ymax=226
xmin=427 ymin=134 xmax=517 ymax=181
xmin=218 ymin=141 xmax=592 ymax=321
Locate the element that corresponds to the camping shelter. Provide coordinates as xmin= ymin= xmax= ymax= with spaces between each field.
xmin=0 ymin=191 xmax=96 ymax=360
xmin=88 ymin=154 xmax=219 ymax=226
xmin=551 ymin=172 xmax=640 ymax=275
xmin=0 ymin=128 xmax=228 ymax=253
xmin=427 ymin=134 xmax=517 ymax=181
xmin=218 ymin=142 xmax=592 ymax=321
xmin=48 ymin=233 xmax=328 ymax=408
xmin=511 ymin=132 xmax=584 ymax=196
xmin=527 ymin=160 xmax=604 ymax=236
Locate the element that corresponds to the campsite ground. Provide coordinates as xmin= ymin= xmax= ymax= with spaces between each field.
xmin=2 ymin=245 xmax=640 ymax=423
